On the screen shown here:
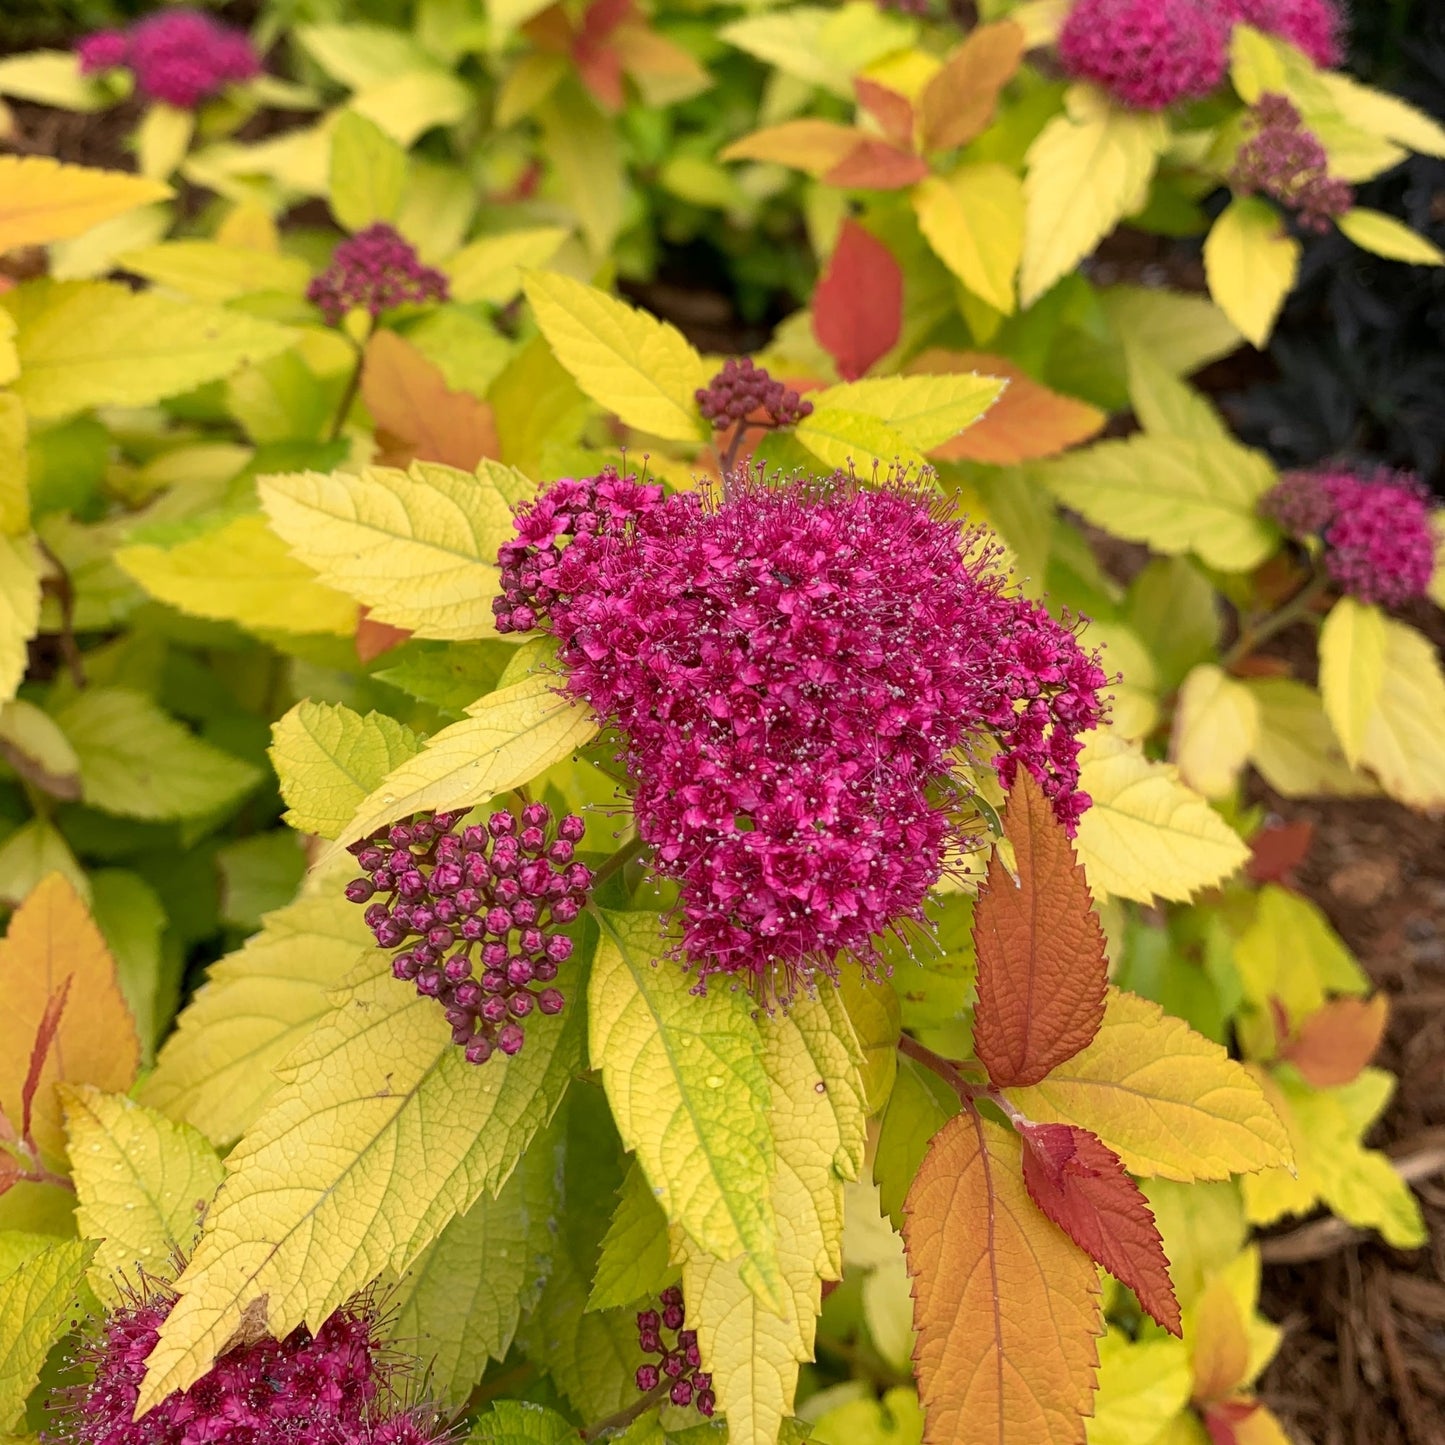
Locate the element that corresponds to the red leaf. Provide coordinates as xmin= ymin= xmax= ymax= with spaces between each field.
xmin=21 ymin=975 xmax=72 ymax=1144
xmin=1280 ymin=995 xmax=1389 ymax=1088
xmin=972 ymin=769 xmax=1108 ymax=1088
xmin=823 ymin=138 xmax=929 ymax=191
xmin=853 ymin=78 xmax=914 ymax=148
xmin=1246 ymin=820 xmax=1313 ymax=884
xmin=1020 ymin=1121 xmax=1182 ymax=1335
xmin=355 ymin=609 xmax=413 ymax=664
xmin=812 ymin=220 xmax=902 ymax=382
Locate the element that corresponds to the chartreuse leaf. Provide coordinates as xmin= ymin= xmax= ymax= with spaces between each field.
xmin=0 ymin=395 xmax=27 ymax=537
xmin=682 ymin=988 xmax=867 ymax=1445
xmin=1232 ymin=884 xmax=1366 ymax=1025
xmin=1086 ymin=1329 xmax=1192 ymax=1445
xmin=0 ymin=874 xmax=140 ymax=1162
xmin=470 ymin=1400 xmax=577 ymax=1445
xmin=118 ymin=241 xmax=312 ymax=302
xmin=522 ymin=272 xmax=710 ymax=443
xmin=1172 ymin=664 xmax=1260 ymax=800
xmin=587 ymin=1157 xmax=677 ymax=1311
xmin=116 ymin=514 xmax=358 ymax=637
xmin=793 ymin=409 xmax=925 ymax=475
xmin=1021 ymin=92 xmax=1165 ymax=306
xmin=837 ymin=972 xmax=900 ymax=1116
xmin=141 ymin=890 xmax=373 ymax=1146
xmin=0 ymin=154 xmax=170 ymax=250
xmin=6 ymin=281 xmax=292 ymax=420
xmin=1074 ymin=732 xmax=1249 ymax=904
xmin=0 ymin=698 xmax=80 ymax=797
xmin=874 ymin=1057 xmax=957 ymax=1231
xmin=446 ymin=228 xmax=570 ymax=306
xmin=841 ymin=1181 xmax=914 ymax=1376
xmin=327 ymin=673 xmax=598 ymax=855
xmin=0 ymin=1238 xmax=95 ymax=1433
xmin=589 ymin=909 xmax=781 ymax=1308
xmin=1337 ymin=208 xmax=1445 ymax=265
xmin=808 ymin=372 xmax=1004 ymax=452
xmin=328 ymin=110 xmax=405 ymax=232
xmin=903 ymin=1111 xmax=1102 ymax=1445
xmin=1141 ymin=1179 xmax=1246 ymax=1311
xmin=1317 ymin=597 xmax=1384 ymax=768
xmin=62 ymin=1086 xmax=224 ymax=1295
xmin=1243 ymin=678 xmax=1378 ymax=799
xmin=136 ymin=951 xmax=585 ymax=1411
xmin=912 ymin=164 xmax=1024 ymax=314
xmin=270 ymin=702 xmax=423 ymax=840
xmin=1203 ymin=197 xmax=1299 ymax=349
xmin=812 ymin=1386 xmax=924 ymax=1445
xmin=0 ymin=534 xmax=42 ymax=706
xmin=1006 ymin=988 xmax=1290 ymax=1182
xmin=1035 ymin=432 xmax=1277 ymax=572
xmin=391 ymin=1109 xmax=562 ymax=1406
xmin=259 ymin=461 xmax=515 ymax=640
xmin=53 ymin=687 xmax=261 ymax=823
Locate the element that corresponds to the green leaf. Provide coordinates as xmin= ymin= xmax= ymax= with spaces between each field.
xmin=329 ymin=110 xmax=406 ymax=232
xmin=0 ymin=818 xmax=89 ymax=908
xmin=837 ymin=973 xmax=901 ymax=1116
xmin=90 ymin=869 xmax=168 ymax=1063
xmin=270 ymin=701 xmax=423 ymax=840
xmin=327 ymin=673 xmax=598 ymax=854
xmin=536 ymin=84 xmax=625 ymax=257
xmin=0 ymin=535 xmax=42 ymax=708
xmin=912 ymin=164 xmax=1024 ymax=315
xmin=1035 ymin=432 xmax=1277 ymax=572
xmin=1123 ymin=557 xmax=1221 ymax=693
xmin=217 ymin=833 xmax=308 ymax=932
xmin=808 ymin=373 xmax=1004 ymax=452
xmin=446 ymin=228 xmax=571 ymax=306
xmin=0 ymin=394 xmax=26 ymax=537
xmin=873 ymin=1056 xmax=956 ymax=1230
xmin=1098 ymin=285 xmax=1242 ymax=378
xmin=587 ymin=1157 xmax=677 ymax=1311
xmin=793 ymin=408 xmax=927 ymax=475
xmin=374 ymin=643 xmax=511 ymax=715
xmin=1203 ymin=197 xmax=1300 ymax=349
xmin=258 ymin=461 xmax=514 ymax=640
xmin=589 ymin=909 xmax=781 ymax=1308
xmin=522 ymin=272 xmax=709 ymax=443
xmin=1337 ymin=208 xmax=1445 ymax=265
xmin=0 ymin=50 xmax=108 ymax=111
xmin=392 ymin=1110 xmax=562 ymax=1406
xmin=470 ymin=1400 xmax=578 ymax=1445
xmin=1021 ymin=94 xmax=1165 ymax=306
xmin=137 ymin=951 xmax=585 ymax=1411
xmin=0 ymin=1239 xmax=94 ymax=1434
xmin=5 ymin=281 xmax=293 ymax=420
xmin=1123 ymin=341 xmax=1230 ymax=444
xmin=53 ymin=687 xmax=261 ymax=822
xmin=1087 ymin=1330 xmax=1192 ymax=1445
xmin=1232 ymin=884 xmax=1367 ymax=1024
xmin=296 ymin=23 xmax=432 ymax=88
xmin=139 ymin=890 xmax=372 ymax=1146
xmin=63 ymin=1086 xmax=224 ymax=1296
xmin=812 ymin=1387 xmax=923 ymax=1445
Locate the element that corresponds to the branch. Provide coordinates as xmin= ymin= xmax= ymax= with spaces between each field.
xmin=580 ymin=1382 xmax=668 ymax=1440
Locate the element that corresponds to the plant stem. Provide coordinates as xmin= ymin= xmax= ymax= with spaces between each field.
xmin=1220 ymin=568 xmax=1330 ymax=672
xmin=581 ymin=1382 xmax=668 ymax=1440
xmin=36 ymin=539 xmax=85 ymax=689
xmin=896 ymin=1034 xmax=1027 ymax=1126
xmin=327 ymin=321 xmax=373 ymax=443
xmin=591 ymin=832 xmax=647 ymax=888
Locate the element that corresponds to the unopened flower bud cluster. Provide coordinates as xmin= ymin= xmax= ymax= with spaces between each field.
xmin=633 ymin=1288 xmax=715 ymax=1417
xmin=695 ymin=358 xmax=814 ymax=432
xmin=307 ymin=224 xmax=449 ymax=327
xmin=1230 ymin=93 xmax=1352 ymax=233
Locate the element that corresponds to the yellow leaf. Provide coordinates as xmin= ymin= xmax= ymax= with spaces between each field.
xmin=118 ymin=241 xmax=312 ymax=303
xmin=522 ymin=271 xmax=709 ymax=443
xmin=1172 ymin=664 xmax=1260 ymax=799
xmin=1315 ymin=69 xmax=1445 ymax=159
xmin=1021 ymin=96 xmax=1165 ymax=306
xmin=1006 ymin=988 xmax=1291 ymax=1182
xmin=0 ymin=395 xmax=28 ymax=536
xmin=6 ymin=281 xmax=293 ymax=421
xmin=1337 ymin=208 xmax=1445 ymax=265
xmin=1086 ymin=621 xmax=1159 ymax=742
xmin=903 ymin=1111 xmax=1103 ymax=1445
xmin=1203 ymin=197 xmax=1299 ymax=349
xmin=0 ymin=155 xmax=171 ymax=251
xmin=589 ymin=910 xmax=781 ymax=1307
xmin=1232 ymin=885 xmax=1366 ymax=1023
xmin=116 ymin=514 xmax=359 ymax=637
xmin=270 ymin=701 xmax=423 ymax=840
xmin=809 ymin=372 xmax=1004 ymax=451
xmin=793 ymin=408 xmax=928 ymax=475
xmin=325 ymin=673 xmax=598 ymax=855
xmin=137 ymin=954 xmax=584 ymax=1412
xmin=63 ymin=1086 xmax=224 ymax=1294
xmin=135 ymin=104 xmax=194 ymax=181
xmin=1074 ymin=731 xmax=1250 ymax=904
xmin=1124 ymin=341 xmax=1231 ymax=444
xmin=0 ymin=699 xmax=80 ymax=799
xmin=1348 ymin=617 xmax=1445 ymax=809
xmin=1188 ymin=1274 xmax=1251 ymax=1405
xmin=721 ymin=120 xmax=861 ymax=177
xmin=446 ymin=228 xmax=570 ymax=305
xmin=0 ymin=1239 xmax=95 ymax=1435
xmin=0 ymin=534 xmax=41 ymax=707
xmin=139 ymin=890 xmax=372 ymax=1146
xmin=1243 ymin=678 xmax=1378 ymax=799
xmin=328 ymin=109 xmax=405 ymax=232
xmin=258 ymin=461 xmax=513 ymax=640
xmin=1317 ymin=596 xmax=1385 ymax=768
xmin=913 ymin=164 xmax=1024 ymax=314
xmin=1087 ymin=1329 xmax=1192 ymax=1445
xmin=0 ymin=873 xmax=139 ymax=1161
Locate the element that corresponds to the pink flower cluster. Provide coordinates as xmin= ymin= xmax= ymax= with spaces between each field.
xmin=499 ymin=469 xmax=1106 ymax=993
xmin=695 ymin=359 xmax=814 ymax=432
xmin=306 ymin=225 xmax=449 ymax=327
xmin=49 ymin=1283 xmax=446 ymax=1445
xmin=633 ymin=1288 xmax=714 ymax=1416
xmin=1230 ymin=93 xmax=1352 ymax=232
xmin=77 ymin=10 xmax=260 ymax=110
xmin=1266 ymin=467 xmax=1438 ymax=607
xmin=1058 ymin=0 xmax=1346 ymax=110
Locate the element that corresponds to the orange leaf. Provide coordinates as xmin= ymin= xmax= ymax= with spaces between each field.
xmin=355 ymin=610 xmax=412 ymax=664
xmin=1020 ymin=1122 xmax=1181 ymax=1335
xmin=0 ymin=874 xmax=139 ymax=1162
xmin=721 ymin=120 xmax=861 ymax=178
xmin=823 ymin=138 xmax=930 ymax=190
xmin=972 ymin=770 xmax=1108 ymax=1089
xmin=1245 ymin=820 xmax=1312 ymax=884
xmin=911 ymin=349 xmax=1105 ymax=464
xmin=1190 ymin=1279 xmax=1251 ymax=1406
xmin=904 ymin=1109 xmax=1103 ymax=1445
xmin=919 ymin=21 xmax=1026 ymax=153
xmin=1280 ymin=995 xmax=1389 ymax=1088
xmin=20 ymin=976 xmax=73 ymax=1144
xmin=361 ymin=331 xmax=500 ymax=472
xmin=854 ymin=77 xmax=915 ymax=149
xmin=813 ymin=220 xmax=901 ymax=382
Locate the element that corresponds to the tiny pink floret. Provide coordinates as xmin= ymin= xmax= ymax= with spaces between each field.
xmin=1059 ymin=0 xmax=1228 ymax=110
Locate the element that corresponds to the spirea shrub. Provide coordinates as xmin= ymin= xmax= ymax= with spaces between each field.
xmin=77 ymin=9 xmax=260 ymax=107
xmin=1058 ymin=0 xmax=1229 ymax=110
xmin=306 ymin=225 xmax=450 ymax=327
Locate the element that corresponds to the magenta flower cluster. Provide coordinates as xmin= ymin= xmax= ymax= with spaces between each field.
xmin=49 ymin=1283 xmax=445 ymax=1445
xmin=695 ymin=359 xmax=814 ymax=432
xmin=77 ymin=10 xmax=260 ymax=110
xmin=634 ymin=1288 xmax=714 ymax=1417
xmin=344 ymin=805 xmax=592 ymax=1065
xmin=1230 ymin=93 xmax=1352 ymax=232
xmin=1266 ymin=467 xmax=1438 ymax=608
xmin=306 ymin=225 xmax=449 ymax=327
xmin=499 ymin=469 xmax=1106 ymax=992
xmin=1223 ymin=0 xmax=1344 ymax=69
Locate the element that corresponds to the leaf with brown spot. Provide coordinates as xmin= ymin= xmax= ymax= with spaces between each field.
xmin=903 ymin=1109 xmax=1103 ymax=1445
xmin=361 ymin=330 xmax=499 ymax=472
xmin=919 ymin=21 xmax=1026 ymax=153
xmin=911 ymin=350 xmax=1105 ymax=464
xmin=972 ymin=769 xmax=1108 ymax=1089
xmin=1280 ymin=995 xmax=1389 ymax=1088
xmin=823 ymin=139 xmax=929 ymax=190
